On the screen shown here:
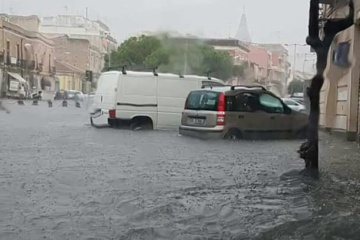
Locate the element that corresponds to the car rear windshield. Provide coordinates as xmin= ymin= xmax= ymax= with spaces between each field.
xmin=185 ymin=91 xmax=220 ymax=111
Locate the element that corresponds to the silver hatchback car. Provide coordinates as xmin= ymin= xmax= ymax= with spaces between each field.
xmin=179 ymin=85 xmax=308 ymax=140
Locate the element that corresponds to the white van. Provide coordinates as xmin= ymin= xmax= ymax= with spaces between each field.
xmin=89 ymin=70 xmax=224 ymax=130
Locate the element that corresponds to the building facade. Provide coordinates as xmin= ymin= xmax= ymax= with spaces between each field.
xmin=39 ymin=15 xmax=117 ymax=80
xmin=0 ymin=15 xmax=56 ymax=97
xmin=49 ymin=35 xmax=97 ymax=92
xmin=260 ymin=44 xmax=291 ymax=96
xmin=318 ymin=0 xmax=360 ymax=141
xmin=55 ymin=60 xmax=85 ymax=92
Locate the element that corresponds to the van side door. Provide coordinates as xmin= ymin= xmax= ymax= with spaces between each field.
xmin=157 ymin=78 xmax=199 ymax=130
xmin=117 ymin=75 xmax=158 ymax=122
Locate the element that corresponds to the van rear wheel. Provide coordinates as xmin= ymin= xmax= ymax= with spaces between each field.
xmin=224 ymin=129 xmax=243 ymax=140
xmin=130 ymin=117 xmax=153 ymax=131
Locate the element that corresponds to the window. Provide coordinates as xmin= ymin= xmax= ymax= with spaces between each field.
xmin=283 ymin=99 xmax=297 ymax=106
xmin=333 ymin=41 xmax=350 ymax=67
xmin=49 ymin=54 xmax=52 ymax=72
xmin=185 ymin=91 xmax=220 ymax=111
xmin=201 ymin=81 xmax=224 ymax=87
xmin=16 ymin=44 xmax=20 ymax=60
xmin=6 ymin=41 xmax=10 ymax=55
xmin=228 ymin=93 xmax=260 ymax=112
xmin=259 ymin=94 xmax=284 ymax=113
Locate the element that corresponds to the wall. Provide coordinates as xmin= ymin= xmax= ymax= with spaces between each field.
xmin=213 ymin=45 xmax=249 ymax=64
xmin=8 ymin=15 xmax=40 ymax=32
xmin=58 ymin=74 xmax=82 ymax=91
xmin=1 ymin=20 xmax=54 ymax=70
xmin=321 ymin=25 xmax=360 ymax=140
xmin=53 ymin=35 xmax=90 ymax=71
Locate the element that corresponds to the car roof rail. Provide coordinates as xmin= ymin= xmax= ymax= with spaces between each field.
xmin=201 ymin=84 xmax=213 ymax=89
xmin=230 ymin=85 xmax=266 ymax=91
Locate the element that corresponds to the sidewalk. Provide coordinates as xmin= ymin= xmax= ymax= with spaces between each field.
xmin=319 ymin=132 xmax=360 ymax=181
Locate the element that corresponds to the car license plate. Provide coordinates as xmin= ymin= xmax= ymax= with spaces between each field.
xmin=189 ymin=118 xmax=205 ymax=125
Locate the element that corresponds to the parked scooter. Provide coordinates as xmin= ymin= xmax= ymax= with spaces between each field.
xmin=32 ymin=91 xmax=42 ymax=100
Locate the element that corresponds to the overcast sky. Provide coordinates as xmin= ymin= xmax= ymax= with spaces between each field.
xmin=0 ymin=0 xmax=316 ymax=71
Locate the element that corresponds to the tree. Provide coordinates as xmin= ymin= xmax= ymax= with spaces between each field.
xmin=109 ymin=35 xmax=162 ymax=68
xmin=232 ymin=64 xmax=247 ymax=78
xmin=287 ymin=80 xmax=305 ymax=95
xmin=298 ymin=0 xmax=354 ymax=171
xmin=106 ymin=34 xmax=234 ymax=80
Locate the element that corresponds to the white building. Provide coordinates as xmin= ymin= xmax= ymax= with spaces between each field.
xmin=39 ymin=15 xmax=117 ymax=72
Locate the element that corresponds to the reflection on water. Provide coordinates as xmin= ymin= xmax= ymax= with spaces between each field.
xmin=256 ymin=170 xmax=360 ymax=240
xmin=0 ymin=103 xmax=360 ymax=239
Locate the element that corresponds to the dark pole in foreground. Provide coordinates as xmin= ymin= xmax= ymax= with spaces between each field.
xmin=299 ymin=0 xmax=354 ymax=170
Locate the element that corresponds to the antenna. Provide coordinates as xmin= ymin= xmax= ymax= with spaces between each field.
xmin=64 ymin=6 xmax=68 ymax=15
xmin=86 ymin=7 xmax=88 ymax=19
xmin=121 ymin=66 xmax=127 ymax=75
xmin=152 ymin=67 xmax=158 ymax=76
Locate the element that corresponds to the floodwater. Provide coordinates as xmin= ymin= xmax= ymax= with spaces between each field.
xmin=0 ymin=100 xmax=359 ymax=239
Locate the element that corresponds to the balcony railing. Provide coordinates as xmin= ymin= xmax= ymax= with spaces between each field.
xmin=4 ymin=58 xmax=36 ymax=70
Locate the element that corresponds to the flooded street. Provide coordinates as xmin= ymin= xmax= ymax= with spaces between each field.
xmin=1 ymin=101 xmax=360 ymax=240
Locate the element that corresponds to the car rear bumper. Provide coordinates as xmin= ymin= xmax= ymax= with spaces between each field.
xmin=179 ymin=125 xmax=224 ymax=140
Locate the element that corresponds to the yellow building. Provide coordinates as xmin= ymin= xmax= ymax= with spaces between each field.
xmin=55 ymin=60 xmax=84 ymax=91
xmin=319 ymin=0 xmax=360 ymax=141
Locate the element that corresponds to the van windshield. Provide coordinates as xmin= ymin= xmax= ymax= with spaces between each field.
xmin=185 ymin=91 xmax=220 ymax=111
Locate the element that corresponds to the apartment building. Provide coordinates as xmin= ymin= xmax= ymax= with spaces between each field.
xmin=318 ymin=0 xmax=360 ymax=141
xmin=39 ymin=15 xmax=117 ymax=80
xmin=0 ymin=15 xmax=55 ymax=97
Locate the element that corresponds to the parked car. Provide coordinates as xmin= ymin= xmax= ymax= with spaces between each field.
xmin=89 ymin=70 xmax=225 ymax=130
xmin=179 ymin=85 xmax=308 ymax=140
xmin=67 ymin=90 xmax=84 ymax=101
xmin=54 ymin=90 xmax=84 ymax=101
xmin=54 ymin=90 xmax=67 ymax=100
xmin=282 ymin=98 xmax=306 ymax=113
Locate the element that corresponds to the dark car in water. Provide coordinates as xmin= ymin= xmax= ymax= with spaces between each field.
xmin=54 ymin=90 xmax=84 ymax=101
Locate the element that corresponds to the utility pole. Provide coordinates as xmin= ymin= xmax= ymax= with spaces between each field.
xmin=183 ymin=39 xmax=189 ymax=75
xmin=284 ymin=43 xmax=308 ymax=81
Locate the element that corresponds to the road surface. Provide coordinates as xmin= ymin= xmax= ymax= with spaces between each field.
xmin=0 ymin=100 xmax=359 ymax=239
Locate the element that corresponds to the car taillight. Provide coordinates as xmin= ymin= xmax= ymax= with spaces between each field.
xmin=216 ymin=93 xmax=225 ymax=126
xmin=109 ymin=109 xmax=116 ymax=119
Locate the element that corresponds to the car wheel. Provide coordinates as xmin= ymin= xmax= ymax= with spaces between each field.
xmin=224 ymin=129 xmax=242 ymax=140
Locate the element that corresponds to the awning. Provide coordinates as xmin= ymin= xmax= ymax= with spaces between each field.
xmin=7 ymin=72 xmax=27 ymax=83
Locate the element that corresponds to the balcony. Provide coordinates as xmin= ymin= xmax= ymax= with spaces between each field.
xmin=25 ymin=60 xmax=36 ymax=70
xmin=4 ymin=58 xmax=36 ymax=70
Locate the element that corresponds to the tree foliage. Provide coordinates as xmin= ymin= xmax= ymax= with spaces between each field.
xmin=287 ymin=80 xmax=305 ymax=95
xmin=106 ymin=34 xmax=235 ymax=80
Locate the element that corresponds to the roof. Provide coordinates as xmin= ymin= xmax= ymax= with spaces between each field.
xmin=198 ymin=85 xmax=267 ymax=95
xmin=171 ymin=37 xmax=249 ymax=52
xmin=55 ymin=60 xmax=84 ymax=73
xmin=235 ymin=13 xmax=252 ymax=43
xmin=1 ymin=20 xmax=53 ymax=46
xmin=101 ymin=71 xmax=225 ymax=83
xmin=259 ymin=44 xmax=288 ymax=54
